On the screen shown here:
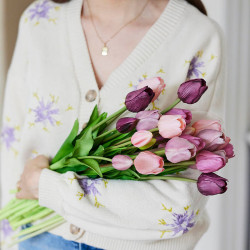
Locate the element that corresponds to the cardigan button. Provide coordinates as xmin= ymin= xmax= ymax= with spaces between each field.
xmin=85 ymin=90 xmax=97 ymax=102
xmin=70 ymin=224 xmax=80 ymax=235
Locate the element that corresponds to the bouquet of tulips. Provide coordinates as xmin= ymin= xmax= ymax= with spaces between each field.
xmin=0 ymin=77 xmax=234 ymax=246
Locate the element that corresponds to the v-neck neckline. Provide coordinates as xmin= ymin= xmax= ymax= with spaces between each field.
xmin=65 ymin=0 xmax=186 ymax=95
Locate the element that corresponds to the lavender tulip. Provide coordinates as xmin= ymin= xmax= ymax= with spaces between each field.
xmin=116 ymin=117 xmax=138 ymax=133
xmin=165 ymin=137 xmax=196 ymax=163
xmin=178 ymin=78 xmax=208 ymax=104
xmin=125 ymin=86 xmax=155 ymax=113
xmin=196 ymin=150 xmax=227 ymax=173
xmin=197 ymin=173 xmax=228 ymax=196
xmin=180 ymin=134 xmax=205 ymax=151
xmin=196 ymin=129 xmax=226 ymax=151
xmin=135 ymin=110 xmax=161 ymax=131
xmin=112 ymin=155 xmax=133 ymax=171
xmin=165 ymin=108 xmax=192 ymax=125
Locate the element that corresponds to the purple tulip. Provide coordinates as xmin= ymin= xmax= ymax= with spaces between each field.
xmin=196 ymin=129 xmax=226 ymax=151
xmin=116 ymin=117 xmax=138 ymax=133
xmin=197 ymin=173 xmax=228 ymax=196
xmin=135 ymin=110 xmax=161 ymax=131
xmin=180 ymin=134 xmax=205 ymax=151
xmin=125 ymin=86 xmax=155 ymax=113
xmin=196 ymin=150 xmax=227 ymax=173
xmin=222 ymin=143 xmax=235 ymax=159
xmin=165 ymin=137 xmax=196 ymax=163
xmin=178 ymin=78 xmax=208 ymax=104
xmin=165 ymin=108 xmax=192 ymax=125
xmin=112 ymin=155 xmax=133 ymax=171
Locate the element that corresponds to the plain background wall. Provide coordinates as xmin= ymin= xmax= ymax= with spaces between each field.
xmin=0 ymin=1 xmax=249 ymax=250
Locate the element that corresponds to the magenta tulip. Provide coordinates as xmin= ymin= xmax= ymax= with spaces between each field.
xmin=134 ymin=151 xmax=164 ymax=175
xmin=222 ymin=143 xmax=235 ymax=159
xmin=196 ymin=129 xmax=226 ymax=151
xmin=195 ymin=150 xmax=227 ymax=173
xmin=158 ymin=115 xmax=186 ymax=139
xmin=165 ymin=137 xmax=196 ymax=163
xmin=131 ymin=130 xmax=153 ymax=148
xmin=137 ymin=77 xmax=166 ymax=102
xmin=116 ymin=117 xmax=138 ymax=133
xmin=180 ymin=134 xmax=205 ymax=151
xmin=197 ymin=173 xmax=228 ymax=196
xmin=125 ymin=86 xmax=155 ymax=112
xmin=192 ymin=120 xmax=222 ymax=135
xmin=135 ymin=110 xmax=161 ymax=131
xmin=112 ymin=155 xmax=133 ymax=170
xmin=165 ymin=108 xmax=192 ymax=125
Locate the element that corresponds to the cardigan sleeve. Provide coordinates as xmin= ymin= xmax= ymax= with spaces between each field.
xmin=0 ymin=13 xmax=29 ymax=201
xmin=38 ymin=20 xmax=226 ymax=241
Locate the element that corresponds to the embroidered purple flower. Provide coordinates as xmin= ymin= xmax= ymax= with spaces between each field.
xmin=187 ymin=56 xmax=205 ymax=79
xmin=1 ymin=220 xmax=13 ymax=237
xmin=0 ymin=125 xmax=16 ymax=150
xmin=32 ymin=98 xmax=59 ymax=126
xmin=167 ymin=211 xmax=195 ymax=236
xmin=28 ymin=0 xmax=52 ymax=21
xmin=78 ymin=178 xmax=102 ymax=197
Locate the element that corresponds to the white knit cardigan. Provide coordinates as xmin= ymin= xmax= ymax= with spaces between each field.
xmin=0 ymin=0 xmax=227 ymax=249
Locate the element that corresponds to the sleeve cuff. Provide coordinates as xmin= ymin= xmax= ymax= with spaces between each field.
xmin=38 ymin=168 xmax=64 ymax=214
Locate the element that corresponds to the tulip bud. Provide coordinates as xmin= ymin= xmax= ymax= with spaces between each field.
xmin=196 ymin=150 xmax=227 ymax=173
xmin=112 ymin=155 xmax=133 ymax=170
xmin=164 ymin=108 xmax=192 ymax=125
xmin=116 ymin=117 xmax=138 ymax=133
xmin=197 ymin=173 xmax=228 ymax=196
xmin=137 ymin=77 xmax=166 ymax=102
xmin=125 ymin=86 xmax=155 ymax=113
xmin=180 ymin=134 xmax=205 ymax=151
xmin=165 ymin=137 xmax=196 ymax=163
xmin=131 ymin=130 xmax=153 ymax=148
xmin=192 ymin=120 xmax=222 ymax=135
xmin=134 ymin=151 xmax=164 ymax=175
xmin=178 ymin=78 xmax=208 ymax=104
xmin=135 ymin=110 xmax=161 ymax=131
xmin=158 ymin=115 xmax=186 ymax=139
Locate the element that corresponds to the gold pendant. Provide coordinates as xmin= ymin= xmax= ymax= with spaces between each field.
xmin=102 ymin=45 xmax=108 ymax=56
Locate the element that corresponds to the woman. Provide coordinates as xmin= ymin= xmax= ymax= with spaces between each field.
xmin=0 ymin=0 xmax=226 ymax=249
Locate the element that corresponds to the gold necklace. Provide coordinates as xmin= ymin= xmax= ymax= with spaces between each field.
xmin=85 ymin=0 xmax=150 ymax=56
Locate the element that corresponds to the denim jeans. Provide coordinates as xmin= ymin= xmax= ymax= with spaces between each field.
xmin=19 ymin=225 xmax=104 ymax=250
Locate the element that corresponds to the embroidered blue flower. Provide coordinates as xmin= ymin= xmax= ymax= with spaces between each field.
xmin=28 ymin=0 xmax=53 ymax=21
xmin=78 ymin=178 xmax=102 ymax=197
xmin=187 ymin=56 xmax=205 ymax=79
xmin=168 ymin=211 xmax=195 ymax=236
xmin=0 ymin=125 xmax=16 ymax=150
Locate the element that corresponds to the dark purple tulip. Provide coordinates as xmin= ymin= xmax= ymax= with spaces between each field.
xmin=116 ymin=117 xmax=138 ymax=133
xmin=180 ymin=134 xmax=205 ymax=151
xmin=196 ymin=150 xmax=227 ymax=173
xmin=125 ymin=86 xmax=155 ymax=113
xmin=178 ymin=78 xmax=208 ymax=104
xmin=197 ymin=173 xmax=228 ymax=196
xmin=165 ymin=108 xmax=192 ymax=125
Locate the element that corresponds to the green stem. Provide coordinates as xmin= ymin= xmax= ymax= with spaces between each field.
xmin=161 ymin=98 xmax=181 ymax=114
xmin=95 ymin=128 xmax=118 ymax=140
xmin=164 ymin=161 xmax=196 ymax=167
xmin=92 ymin=106 xmax=127 ymax=131
xmin=105 ymin=141 xmax=132 ymax=151
xmin=78 ymin=156 xmax=112 ymax=162
xmin=139 ymin=176 xmax=197 ymax=182
xmin=102 ymin=131 xmax=121 ymax=143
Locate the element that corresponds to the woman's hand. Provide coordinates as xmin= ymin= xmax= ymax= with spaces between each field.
xmin=16 ymin=155 xmax=50 ymax=200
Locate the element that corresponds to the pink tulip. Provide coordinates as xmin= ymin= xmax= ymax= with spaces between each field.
xmin=222 ymin=143 xmax=235 ymax=159
xmin=180 ymin=134 xmax=205 ymax=151
xmin=195 ymin=150 xmax=227 ymax=173
xmin=165 ymin=137 xmax=196 ymax=163
xmin=192 ymin=120 xmax=222 ymax=135
xmin=135 ymin=110 xmax=161 ymax=131
xmin=134 ymin=151 xmax=164 ymax=175
xmin=165 ymin=108 xmax=192 ymax=125
xmin=158 ymin=115 xmax=186 ymax=139
xmin=196 ymin=129 xmax=226 ymax=151
xmin=131 ymin=130 xmax=153 ymax=148
xmin=137 ymin=77 xmax=166 ymax=102
xmin=183 ymin=127 xmax=196 ymax=136
xmin=112 ymin=155 xmax=133 ymax=170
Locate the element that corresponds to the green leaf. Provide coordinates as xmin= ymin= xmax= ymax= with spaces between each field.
xmin=92 ymin=112 xmax=108 ymax=139
xmin=51 ymin=119 xmax=79 ymax=164
xmin=81 ymin=159 xmax=103 ymax=177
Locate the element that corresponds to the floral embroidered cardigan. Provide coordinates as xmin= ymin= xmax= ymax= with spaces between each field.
xmin=0 ymin=0 xmax=226 ymax=249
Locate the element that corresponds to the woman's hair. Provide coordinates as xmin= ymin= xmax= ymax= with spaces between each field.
xmin=51 ymin=0 xmax=207 ymax=16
